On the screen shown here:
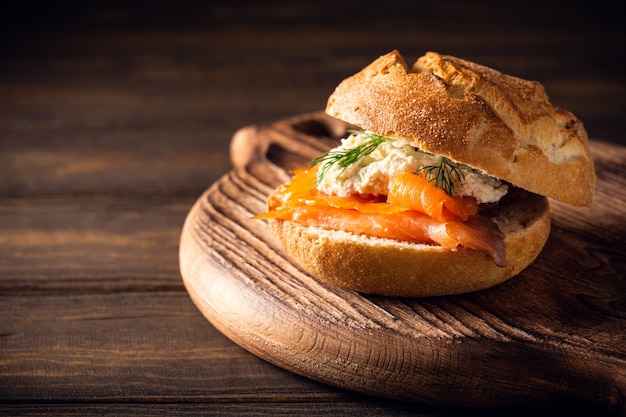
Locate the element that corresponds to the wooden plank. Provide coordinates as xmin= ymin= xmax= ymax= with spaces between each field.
xmin=0 ymin=402 xmax=613 ymax=417
xmin=0 ymin=198 xmax=188 ymax=291
xmin=0 ymin=291 xmax=343 ymax=402
xmin=0 ymin=147 xmax=231 ymax=198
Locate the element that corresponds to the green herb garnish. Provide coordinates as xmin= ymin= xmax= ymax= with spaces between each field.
xmin=309 ymin=130 xmax=392 ymax=184
xmin=417 ymin=157 xmax=464 ymax=196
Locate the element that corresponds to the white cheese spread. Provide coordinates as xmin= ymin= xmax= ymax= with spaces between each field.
xmin=317 ymin=131 xmax=508 ymax=204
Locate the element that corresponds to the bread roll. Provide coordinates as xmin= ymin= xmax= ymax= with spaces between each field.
xmin=260 ymin=50 xmax=595 ymax=296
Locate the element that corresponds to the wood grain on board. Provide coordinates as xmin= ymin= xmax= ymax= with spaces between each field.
xmin=179 ymin=112 xmax=626 ymax=413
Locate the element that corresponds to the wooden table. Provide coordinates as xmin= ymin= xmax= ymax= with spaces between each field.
xmin=1 ymin=2 xmax=624 ymax=416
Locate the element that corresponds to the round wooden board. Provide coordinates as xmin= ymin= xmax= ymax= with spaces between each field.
xmin=179 ymin=112 xmax=626 ymax=412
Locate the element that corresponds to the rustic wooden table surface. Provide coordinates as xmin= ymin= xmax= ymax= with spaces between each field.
xmin=1 ymin=1 xmax=624 ymax=416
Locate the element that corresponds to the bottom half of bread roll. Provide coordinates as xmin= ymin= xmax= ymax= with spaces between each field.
xmin=267 ymin=188 xmax=550 ymax=297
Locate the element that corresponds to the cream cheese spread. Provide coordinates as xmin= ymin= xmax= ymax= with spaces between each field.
xmin=317 ymin=131 xmax=508 ymax=204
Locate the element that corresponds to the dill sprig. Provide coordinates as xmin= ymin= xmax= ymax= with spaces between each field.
xmin=309 ymin=130 xmax=392 ymax=184
xmin=417 ymin=157 xmax=464 ymax=196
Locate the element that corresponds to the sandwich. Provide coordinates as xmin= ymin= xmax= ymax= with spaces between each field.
xmin=255 ymin=50 xmax=596 ymax=297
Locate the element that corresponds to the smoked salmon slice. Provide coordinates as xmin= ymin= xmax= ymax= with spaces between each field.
xmin=257 ymin=204 xmax=505 ymax=266
xmin=256 ymin=166 xmax=506 ymax=266
xmin=270 ymin=168 xmax=407 ymax=215
xmin=387 ymin=171 xmax=478 ymax=221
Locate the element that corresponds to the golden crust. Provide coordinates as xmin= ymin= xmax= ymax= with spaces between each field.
xmin=267 ymin=189 xmax=550 ymax=297
xmin=325 ymin=50 xmax=595 ymax=206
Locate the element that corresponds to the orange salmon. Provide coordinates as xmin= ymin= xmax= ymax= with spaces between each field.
xmin=256 ymin=167 xmax=505 ymax=266
xmin=387 ymin=171 xmax=478 ymax=221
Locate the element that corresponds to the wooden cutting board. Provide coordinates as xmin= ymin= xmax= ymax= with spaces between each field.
xmin=179 ymin=112 xmax=626 ymax=413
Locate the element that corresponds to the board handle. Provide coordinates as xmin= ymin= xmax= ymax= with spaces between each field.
xmin=229 ymin=111 xmax=349 ymax=172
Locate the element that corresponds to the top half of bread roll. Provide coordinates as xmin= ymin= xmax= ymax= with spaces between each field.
xmin=325 ymin=50 xmax=596 ymax=206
